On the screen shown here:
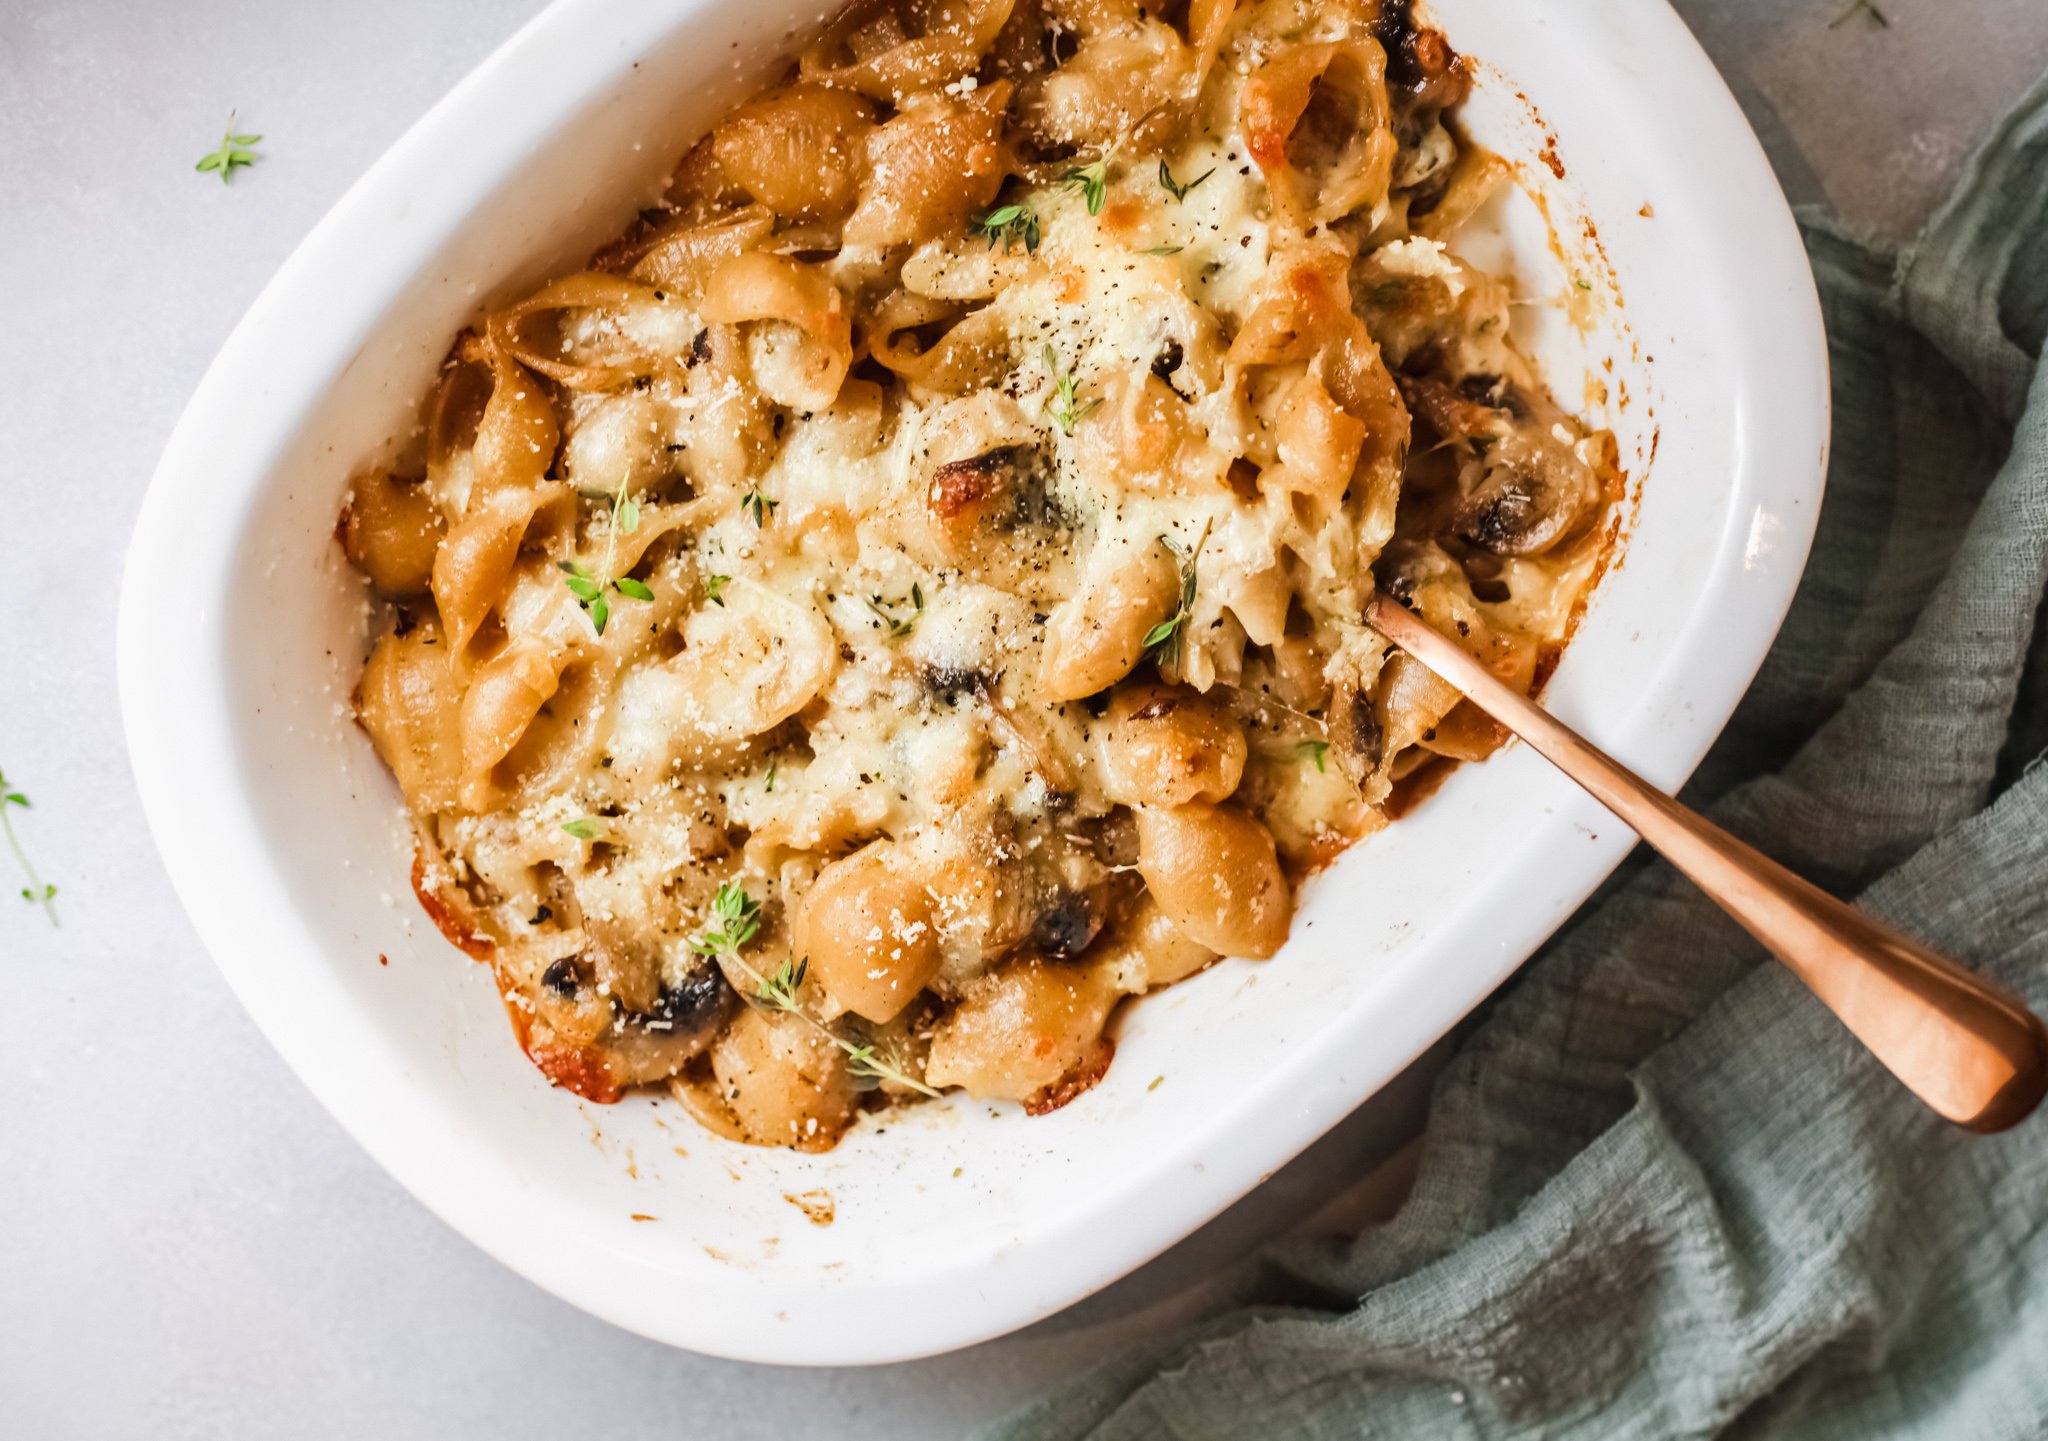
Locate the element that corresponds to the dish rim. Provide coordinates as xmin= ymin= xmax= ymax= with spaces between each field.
xmin=117 ymin=0 xmax=1830 ymax=1364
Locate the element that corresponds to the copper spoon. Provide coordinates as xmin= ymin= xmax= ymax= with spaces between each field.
xmin=1365 ymin=595 xmax=2048 ymax=1133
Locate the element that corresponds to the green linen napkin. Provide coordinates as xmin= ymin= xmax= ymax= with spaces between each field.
xmin=986 ymin=71 xmax=2048 ymax=1441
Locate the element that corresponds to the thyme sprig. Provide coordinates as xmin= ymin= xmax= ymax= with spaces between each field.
xmin=195 ymin=113 xmax=263 ymax=184
xmin=865 ymin=583 xmax=925 ymax=640
xmin=689 ymin=880 xmax=764 ymax=959
xmin=757 ymin=954 xmax=809 ymax=1009
xmin=1158 ymin=159 xmax=1214 ymax=203
xmin=1298 ymin=740 xmax=1330 ymax=773
xmin=842 ymin=1037 xmax=934 ymax=1092
xmin=559 ymin=478 xmax=652 ymax=635
xmin=1143 ymin=518 xmax=1211 ymax=667
xmin=0 ymin=768 xmax=57 ymax=925
xmin=692 ymin=882 xmax=940 ymax=1097
xmin=975 ymin=202 xmax=1042 ymax=253
xmin=1044 ymin=345 xmax=1100 ymax=434
xmin=1062 ymin=158 xmax=1110 ymax=216
xmin=741 ymin=488 xmax=778 ymax=526
xmin=704 ymin=573 xmax=730 ymax=606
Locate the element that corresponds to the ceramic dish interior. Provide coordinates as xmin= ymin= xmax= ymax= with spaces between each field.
xmin=118 ymin=0 xmax=1827 ymax=1363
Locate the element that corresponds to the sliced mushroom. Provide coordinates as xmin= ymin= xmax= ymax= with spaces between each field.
xmin=1026 ymin=884 xmax=1108 ymax=960
xmin=1400 ymin=374 xmax=1607 ymax=558
xmin=518 ymin=944 xmax=736 ymax=1097
xmin=926 ymin=445 xmax=1038 ymax=551
xmin=920 ymin=443 xmax=1072 ymax=595
xmin=1370 ymin=0 xmax=1468 ymax=111
xmin=1329 ymin=676 xmax=1387 ymax=788
xmin=604 ymin=961 xmax=739 ymax=1085
xmin=913 ymin=823 xmax=1109 ymax=976
xmin=1453 ymin=433 xmax=1598 ymax=556
xmin=1399 ymin=371 xmax=1524 ymax=439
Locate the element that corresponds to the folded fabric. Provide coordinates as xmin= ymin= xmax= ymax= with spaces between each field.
xmin=986 ymin=68 xmax=2048 ymax=1441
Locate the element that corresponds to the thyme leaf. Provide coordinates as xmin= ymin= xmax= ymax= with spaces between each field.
xmin=975 ymin=202 xmax=1041 ymax=254
xmin=559 ymin=477 xmax=653 ymax=634
xmin=689 ymin=880 xmax=764 ymax=958
xmin=1061 ymin=159 xmax=1109 ymax=216
xmin=864 ymin=582 xmax=925 ymax=640
xmin=1142 ymin=519 xmax=1211 ymax=667
xmin=0 ymin=768 xmax=57 ymax=925
xmin=195 ymin=112 xmax=263 ymax=184
xmin=1158 ymin=159 xmax=1213 ymax=203
xmin=1044 ymin=345 xmax=1100 ymax=434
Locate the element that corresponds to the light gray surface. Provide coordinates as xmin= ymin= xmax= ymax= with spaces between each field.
xmin=3 ymin=1 xmax=2043 ymax=1436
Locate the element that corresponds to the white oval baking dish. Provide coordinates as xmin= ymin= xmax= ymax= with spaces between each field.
xmin=117 ymin=0 xmax=1827 ymax=1364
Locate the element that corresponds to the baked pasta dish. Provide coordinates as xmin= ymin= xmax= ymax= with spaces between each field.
xmin=341 ymin=0 xmax=1619 ymax=1150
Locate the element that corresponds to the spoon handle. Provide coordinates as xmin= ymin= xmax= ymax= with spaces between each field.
xmin=1365 ymin=597 xmax=2048 ymax=1132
